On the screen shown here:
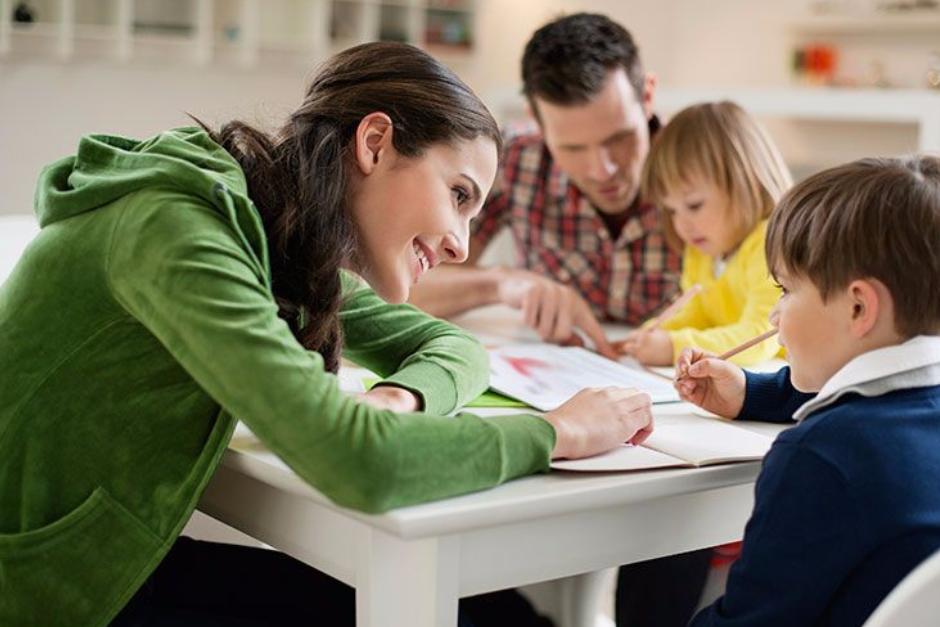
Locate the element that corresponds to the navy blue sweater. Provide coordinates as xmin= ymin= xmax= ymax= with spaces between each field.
xmin=691 ymin=367 xmax=940 ymax=627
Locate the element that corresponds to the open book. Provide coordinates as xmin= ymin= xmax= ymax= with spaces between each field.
xmin=551 ymin=412 xmax=775 ymax=472
xmin=488 ymin=344 xmax=680 ymax=411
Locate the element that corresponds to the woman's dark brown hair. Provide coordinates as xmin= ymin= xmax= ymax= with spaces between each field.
xmin=201 ymin=42 xmax=501 ymax=372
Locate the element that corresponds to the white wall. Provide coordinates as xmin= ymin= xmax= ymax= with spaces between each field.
xmin=1 ymin=0 xmax=932 ymax=217
xmin=0 ymin=61 xmax=309 ymax=215
xmin=466 ymin=0 xmax=674 ymax=94
xmin=0 ymin=0 xmax=684 ymax=218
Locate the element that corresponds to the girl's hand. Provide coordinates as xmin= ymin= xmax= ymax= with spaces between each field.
xmin=615 ymin=329 xmax=674 ymax=366
xmin=674 ymin=348 xmax=746 ymax=418
xmin=355 ymin=385 xmax=422 ymax=413
xmin=543 ymin=387 xmax=653 ymax=459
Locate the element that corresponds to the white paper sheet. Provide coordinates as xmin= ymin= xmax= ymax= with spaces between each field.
xmin=488 ymin=344 xmax=680 ymax=411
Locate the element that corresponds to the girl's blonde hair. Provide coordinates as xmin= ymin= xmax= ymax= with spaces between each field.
xmin=642 ymin=101 xmax=792 ymax=252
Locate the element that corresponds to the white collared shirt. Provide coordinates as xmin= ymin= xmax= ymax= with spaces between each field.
xmin=794 ymin=335 xmax=940 ymax=422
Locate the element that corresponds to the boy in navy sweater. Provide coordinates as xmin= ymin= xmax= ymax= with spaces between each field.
xmin=675 ymin=155 xmax=940 ymax=627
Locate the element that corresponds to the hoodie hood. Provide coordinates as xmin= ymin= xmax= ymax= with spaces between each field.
xmin=35 ymin=126 xmax=269 ymax=279
xmin=35 ymin=127 xmax=248 ymax=226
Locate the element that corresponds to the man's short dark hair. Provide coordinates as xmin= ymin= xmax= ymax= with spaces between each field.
xmin=522 ymin=13 xmax=645 ymax=109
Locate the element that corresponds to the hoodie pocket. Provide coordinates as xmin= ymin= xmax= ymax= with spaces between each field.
xmin=0 ymin=487 xmax=164 ymax=627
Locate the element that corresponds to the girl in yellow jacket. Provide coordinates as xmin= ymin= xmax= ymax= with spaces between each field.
xmin=619 ymin=101 xmax=792 ymax=366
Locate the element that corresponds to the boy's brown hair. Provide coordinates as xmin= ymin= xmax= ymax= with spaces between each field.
xmin=642 ymin=101 xmax=792 ymax=252
xmin=767 ymin=155 xmax=940 ymax=337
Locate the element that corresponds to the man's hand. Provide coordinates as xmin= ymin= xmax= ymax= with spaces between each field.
xmin=497 ymin=269 xmax=616 ymax=358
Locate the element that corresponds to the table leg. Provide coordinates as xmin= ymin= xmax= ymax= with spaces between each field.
xmin=559 ymin=568 xmax=615 ymax=627
xmin=356 ymin=528 xmax=460 ymax=627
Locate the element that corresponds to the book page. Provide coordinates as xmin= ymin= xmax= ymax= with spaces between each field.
xmin=551 ymin=444 xmax=689 ymax=472
xmin=550 ymin=413 xmax=774 ymax=472
xmin=643 ymin=413 xmax=774 ymax=465
xmin=488 ymin=344 xmax=680 ymax=411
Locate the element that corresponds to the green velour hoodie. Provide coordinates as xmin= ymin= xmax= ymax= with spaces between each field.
xmin=0 ymin=128 xmax=555 ymax=626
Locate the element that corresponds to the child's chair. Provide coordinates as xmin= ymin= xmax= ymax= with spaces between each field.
xmin=863 ymin=548 xmax=940 ymax=627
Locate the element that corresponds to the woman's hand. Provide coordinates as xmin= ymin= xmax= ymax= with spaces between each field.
xmin=543 ymin=387 xmax=653 ymax=459
xmin=615 ymin=329 xmax=674 ymax=366
xmin=355 ymin=385 xmax=422 ymax=413
xmin=674 ymin=348 xmax=746 ymax=418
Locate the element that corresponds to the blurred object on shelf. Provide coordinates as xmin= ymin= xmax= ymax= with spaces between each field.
xmin=792 ymin=43 xmax=839 ymax=85
xmin=223 ymin=24 xmax=240 ymax=43
xmin=867 ymin=59 xmax=892 ymax=87
xmin=379 ymin=4 xmax=409 ymax=43
xmin=330 ymin=1 xmax=359 ymax=44
xmin=13 ymin=1 xmax=35 ymax=23
xmin=927 ymin=51 xmax=940 ymax=88
xmin=809 ymin=0 xmax=859 ymax=14
xmin=133 ymin=0 xmax=193 ymax=36
xmin=876 ymin=0 xmax=939 ymax=12
xmin=808 ymin=0 xmax=940 ymax=17
xmin=425 ymin=1 xmax=473 ymax=49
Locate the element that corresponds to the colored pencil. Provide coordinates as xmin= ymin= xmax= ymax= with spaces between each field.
xmin=717 ymin=328 xmax=779 ymax=361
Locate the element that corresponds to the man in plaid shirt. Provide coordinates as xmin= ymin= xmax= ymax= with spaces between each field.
xmin=411 ymin=14 xmax=712 ymax=627
xmin=410 ymin=14 xmax=680 ymax=357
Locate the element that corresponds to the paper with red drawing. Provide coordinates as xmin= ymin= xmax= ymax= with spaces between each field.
xmin=487 ymin=344 xmax=680 ymax=411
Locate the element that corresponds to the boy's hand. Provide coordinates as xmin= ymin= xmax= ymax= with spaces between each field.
xmin=543 ymin=387 xmax=653 ymax=459
xmin=674 ymin=348 xmax=746 ymax=418
xmin=497 ymin=269 xmax=617 ymax=358
xmin=615 ymin=329 xmax=674 ymax=366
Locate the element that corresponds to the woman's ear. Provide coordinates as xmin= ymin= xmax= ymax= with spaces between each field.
xmin=354 ymin=112 xmax=394 ymax=176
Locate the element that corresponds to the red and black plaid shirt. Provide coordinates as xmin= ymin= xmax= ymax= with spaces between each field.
xmin=472 ymin=126 xmax=681 ymax=325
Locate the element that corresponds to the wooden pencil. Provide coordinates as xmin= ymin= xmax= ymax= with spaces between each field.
xmin=717 ymin=328 xmax=779 ymax=361
xmin=646 ymin=284 xmax=703 ymax=332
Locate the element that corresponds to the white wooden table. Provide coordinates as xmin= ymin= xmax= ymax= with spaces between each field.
xmin=199 ymin=305 xmax=787 ymax=627
xmin=0 ymin=215 xmax=782 ymax=627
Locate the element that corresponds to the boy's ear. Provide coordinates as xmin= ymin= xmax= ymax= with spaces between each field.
xmin=847 ymin=278 xmax=883 ymax=338
xmin=354 ymin=112 xmax=394 ymax=176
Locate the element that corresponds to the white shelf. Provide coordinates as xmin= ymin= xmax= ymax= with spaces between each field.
xmin=790 ymin=12 xmax=940 ymax=35
xmin=0 ymin=0 xmax=477 ymax=69
xmin=656 ymin=86 xmax=940 ymax=152
xmin=7 ymin=21 xmax=62 ymax=38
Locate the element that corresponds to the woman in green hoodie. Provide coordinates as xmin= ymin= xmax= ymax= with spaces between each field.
xmin=0 ymin=43 xmax=653 ymax=626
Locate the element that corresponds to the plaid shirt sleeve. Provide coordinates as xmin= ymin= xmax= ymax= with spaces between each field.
xmin=626 ymin=232 xmax=682 ymax=324
xmin=470 ymin=133 xmax=528 ymax=248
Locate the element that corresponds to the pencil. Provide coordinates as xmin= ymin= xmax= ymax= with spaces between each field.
xmin=717 ymin=328 xmax=779 ymax=361
xmin=646 ymin=284 xmax=703 ymax=332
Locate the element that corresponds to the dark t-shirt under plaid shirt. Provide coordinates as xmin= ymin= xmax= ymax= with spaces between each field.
xmin=471 ymin=127 xmax=681 ymax=325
